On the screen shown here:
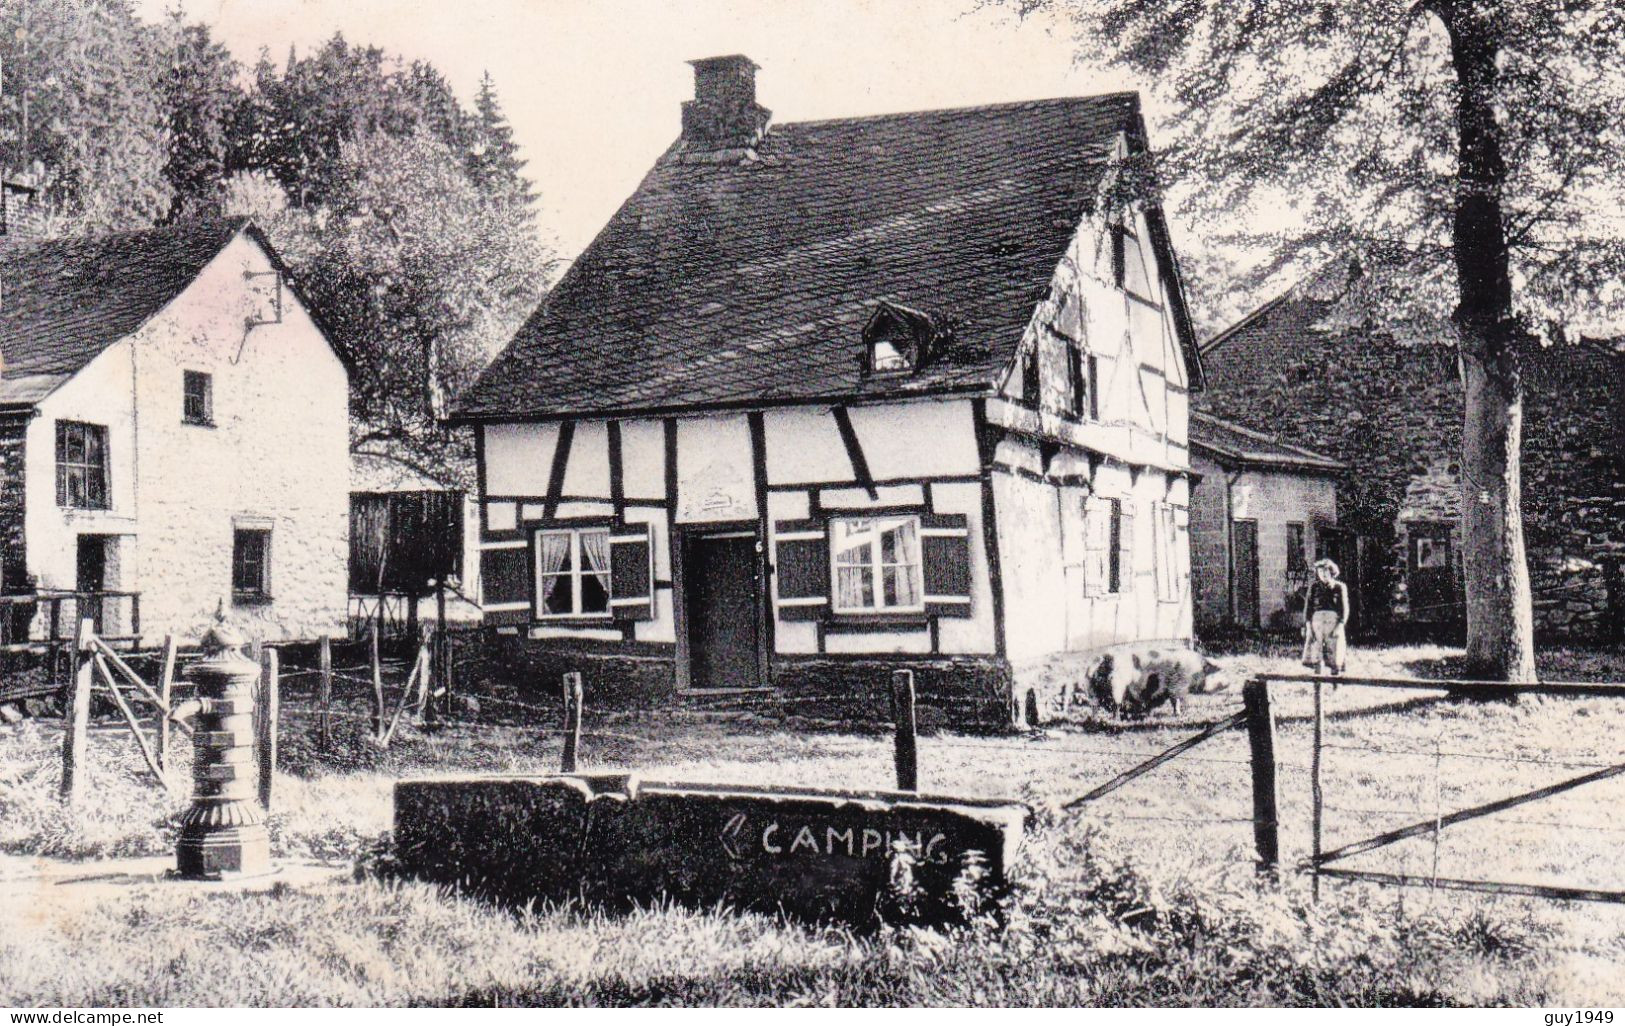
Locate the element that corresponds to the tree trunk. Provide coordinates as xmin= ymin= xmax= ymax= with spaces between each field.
xmin=1437 ymin=0 xmax=1538 ymax=682
xmin=1458 ymin=343 xmax=1536 ymax=682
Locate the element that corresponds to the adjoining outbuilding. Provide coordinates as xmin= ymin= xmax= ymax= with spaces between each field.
xmin=451 ymin=56 xmax=1207 ymax=725
xmin=0 ymin=196 xmax=350 ymax=643
xmin=1198 ymin=265 xmax=1624 ymax=642
xmin=1187 ymin=412 xmax=1346 ymax=636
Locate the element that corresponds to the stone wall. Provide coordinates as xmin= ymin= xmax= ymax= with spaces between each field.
xmin=471 ymin=631 xmax=680 ymax=712
xmin=1199 ymin=296 xmax=1624 ymax=642
xmin=460 ymin=634 xmax=1016 ymax=730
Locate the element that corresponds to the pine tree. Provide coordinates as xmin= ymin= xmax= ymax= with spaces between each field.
xmin=466 ymin=71 xmax=534 ymax=213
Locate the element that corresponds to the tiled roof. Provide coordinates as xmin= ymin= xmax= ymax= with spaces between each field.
xmin=456 ymin=93 xmax=1200 ymax=420
xmin=1189 ymin=411 xmax=1345 ymax=474
xmin=0 ymin=218 xmax=250 ymax=404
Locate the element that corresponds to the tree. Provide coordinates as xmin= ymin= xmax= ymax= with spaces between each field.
xmin=233 ymin=129 xmax=553 ymax=486
xmin=161 ymin=12 xmax=241 ymax=221
xmin=465 ymin=71 xmax=534 ymax=212
xmin=0 ymin=0 xmax=171 ymax=231
xmin=1011 ymin=0 xmax=1625 ymax=680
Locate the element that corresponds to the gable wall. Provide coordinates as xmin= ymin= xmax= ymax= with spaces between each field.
xmin=28 ymin=232 xmax=350 ymax=642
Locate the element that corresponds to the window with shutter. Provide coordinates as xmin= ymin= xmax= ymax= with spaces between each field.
xmin=609 ymin=522 xmax=655 ymax=620
xmin=920 ymin=513 xmax=973 ymax=617
xmin=535 ymin=528 xmax=613 ymax=619
xmin=830 ymin=515 xmax=924 ymax=614
xmin=773 ymin=518 xmax=829 ymax=621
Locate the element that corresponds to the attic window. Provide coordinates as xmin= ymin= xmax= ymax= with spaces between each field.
xmin=871 ymin=338 xmax=913 ymax=373
xmin=863 ymin=302 xmax=939 ymax=377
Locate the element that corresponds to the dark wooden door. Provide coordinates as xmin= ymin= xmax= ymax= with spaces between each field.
xmin=1232 ymin=519 xmax=1259 ymax=628
xmin=685 ymin=531 xmax=762 ymax=689
xmin=1407 ymin=522 xmax=1457 ymax=622
xmin=76 ymin=534 xmax=106 ymax=633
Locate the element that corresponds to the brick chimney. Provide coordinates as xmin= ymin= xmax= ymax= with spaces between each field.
xmin=681 ymin=55 xmax=771 ymax=154
xmin=0 ymin=178 xmax=41 ymax=240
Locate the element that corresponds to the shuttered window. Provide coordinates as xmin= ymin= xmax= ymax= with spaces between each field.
xmin=773 ymin=512 xmax=973 ymax=621
xmin=535 ymin=528 xmax=611 ymax=618
xmin=1082 ymin=496 xmax=1132 ymax=597
xmin=831 ymin=515 xmax=923 ymax=614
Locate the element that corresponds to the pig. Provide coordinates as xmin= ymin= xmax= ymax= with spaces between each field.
xmin=1086 ymin=645 xmax=1229 ymax=718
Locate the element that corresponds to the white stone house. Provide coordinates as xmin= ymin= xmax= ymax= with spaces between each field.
xmin=0 ymin=211 xmax=350 ymax=643
xmin=450 ymin=57 xmax=1206 ymax=724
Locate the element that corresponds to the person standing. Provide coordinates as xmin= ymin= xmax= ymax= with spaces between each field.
xmin=1302 ymin=558 xmax=1349 ymax=675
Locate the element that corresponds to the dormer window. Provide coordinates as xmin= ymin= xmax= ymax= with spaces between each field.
xmin=871 ymin=337 xmax=914 ymax=373
xmin=863 ymin=301 xmax=940 ymax=376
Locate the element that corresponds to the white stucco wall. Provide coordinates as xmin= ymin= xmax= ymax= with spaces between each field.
xmin=477 ymin=397 xmax=997 ymax=659
xmin=1189 ymin=452 xmax=1341 ymax=632
xmin=28 ymin=230 xmax=349 ymax=642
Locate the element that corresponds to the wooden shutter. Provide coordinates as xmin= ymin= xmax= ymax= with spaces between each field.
xmin=1117 ymin=501 xmax=1135 ymax=593
xmin=480 ymin=544 xmax=530 ymax=625
xmin=609 ymin=522 xmax=655 ymax=621
xmin=921 ymin=513 xmax=973 ymax=618
xmin=773 ymin=518 xmax=829 ymax=621
xmin=1082 ymin=497 xmax=1109 ymax=597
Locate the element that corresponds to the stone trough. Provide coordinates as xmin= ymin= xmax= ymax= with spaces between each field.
xmin=394 ymin=774 xmax=1029 ymax=925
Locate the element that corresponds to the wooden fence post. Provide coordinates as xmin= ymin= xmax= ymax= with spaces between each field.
xmin=318 ymin=635 xmax=333 ymax=752
xmin=157 ymin=635 xmax=177 ymax=772
xmin=58 ymin=619 xmax=94 ymax=804
xmin=1311 ymin=679 xmax=1325 ymax=900
xmin=560 ymin=671 xmax=582 ymax=773
xmin=369 ymin=624 xmax=384 ymax=739
xmin=1244 ymin=677 xmax=1280 ymax=874
xmin=257 ymin=647 xmax=279 ymax=811
xmin=891 ymin=669 xmax=918 ymax=792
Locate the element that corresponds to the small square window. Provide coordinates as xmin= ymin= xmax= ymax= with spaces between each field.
xmin=830 ymin=515 xmax=924 ymax=614
xmin=233 ymin=529 xmax=271 ymax=602
xmin=183 ymin=371 xmax=213 ymax=425
xmin=535 ymin=528 xmax=612 ymax=618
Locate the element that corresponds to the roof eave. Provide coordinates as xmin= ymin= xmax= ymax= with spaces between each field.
xmin=445 ymin=380 xmax=994 ymax=426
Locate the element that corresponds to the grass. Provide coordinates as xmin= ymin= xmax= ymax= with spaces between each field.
xmin=0 ymin=641 xmax=1621 ymax=1005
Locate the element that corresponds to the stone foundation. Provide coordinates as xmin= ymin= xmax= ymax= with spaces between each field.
xmin=771 ymin=655 xmax=1014 ymax=731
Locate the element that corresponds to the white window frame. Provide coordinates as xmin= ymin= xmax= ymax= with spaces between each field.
xmin=533 ymin=527 xmax=613 ymax=619
xmin=828 ymin=514 xmax=926 ymax=615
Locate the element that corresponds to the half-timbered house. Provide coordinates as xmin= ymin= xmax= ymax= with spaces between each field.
xmin=451 ymin=56 xmax=1206 ymax=724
